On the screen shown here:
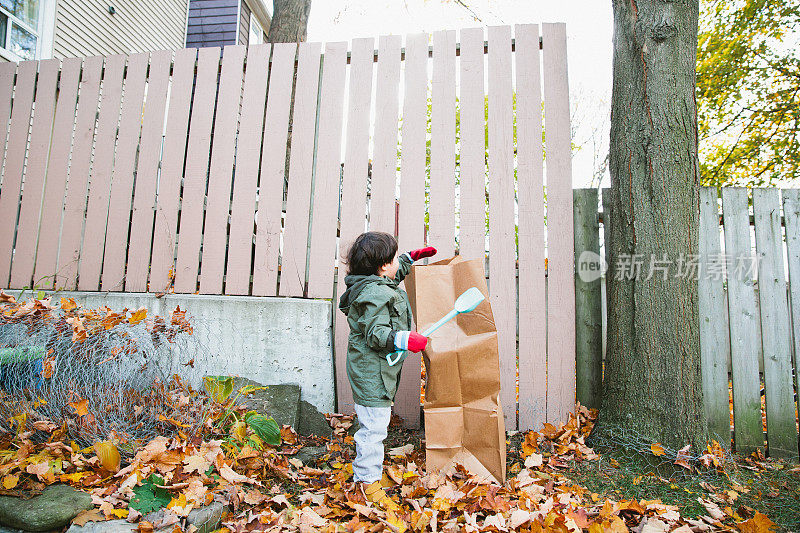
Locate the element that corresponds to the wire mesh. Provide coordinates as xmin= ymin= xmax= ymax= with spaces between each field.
xmin=0 ymin=295 xmax=217 ymax=455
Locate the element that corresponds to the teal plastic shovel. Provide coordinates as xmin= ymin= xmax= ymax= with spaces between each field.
xmin=387 ymin=287 xmax=485 ymax=366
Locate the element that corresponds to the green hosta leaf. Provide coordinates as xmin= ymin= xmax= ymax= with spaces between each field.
xmin=245 ymin=412 xmax=281 ymax=447
xmin=129 ymin=474 xmax=171 ymax=515
xmin=203 ymin=375 xmax=234 ymax=403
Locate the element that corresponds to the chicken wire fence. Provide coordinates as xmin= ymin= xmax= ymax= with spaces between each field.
xmin=0 ymin=296 xmax=235 ymax=455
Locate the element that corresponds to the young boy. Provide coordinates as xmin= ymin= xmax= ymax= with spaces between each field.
xmin=338 ymin=231 xmax=436 ymax=509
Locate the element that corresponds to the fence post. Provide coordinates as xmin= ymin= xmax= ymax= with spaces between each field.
xmin=573 ymin=188 xmax=602 ymax=409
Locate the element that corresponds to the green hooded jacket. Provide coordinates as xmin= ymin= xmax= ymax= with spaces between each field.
xmin=338 ymin=254 xmax=414 ymax=407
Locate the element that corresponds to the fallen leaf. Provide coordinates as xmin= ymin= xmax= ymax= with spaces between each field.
xmin=388 ymin=443 xmax=414 ymax=458
xmin=524 ymin=453 xmax=543 ymax=468
xmin=651 ymin=443 xmax=665 ymax=456
xmin=69 ymin=398 xmax=89 ymax=417
xmin=72 ymin=509 xmax=107 ymax=526
xmin=2 ymin=474 xmax=18 ymax=489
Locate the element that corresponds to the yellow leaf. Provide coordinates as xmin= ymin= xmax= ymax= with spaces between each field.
xmin=69 ymin=399 xmax=89 ymax=417
xmin=110 ymin=509 xmax=128 ymax=518
xmin=2 ymin=474 xmax=19 ymax=489
xmin=94 ymin=441 xmax=121 ymax=472
xmin=60 ymin=472 xmax=90 ymax=483
xmin=128 ymin=307 xmax=147 ymax=325
xmin=167 ymin=493 xmax=188 ymax=510
xmin=651 ymin=442 xmax=665 ymax=456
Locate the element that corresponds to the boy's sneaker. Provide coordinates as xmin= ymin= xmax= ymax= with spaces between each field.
xmin=362 ymin=481 xmax=400 ymax=512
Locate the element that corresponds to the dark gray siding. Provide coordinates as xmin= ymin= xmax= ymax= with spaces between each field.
xmin=186 ymin=0 xmax=239 ymax=48
xmin=239 ymin=0 xmax=250 ymax=45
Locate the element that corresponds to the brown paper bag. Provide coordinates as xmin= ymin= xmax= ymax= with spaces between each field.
xmin=405 ymin=255 xmax=506 ymax=484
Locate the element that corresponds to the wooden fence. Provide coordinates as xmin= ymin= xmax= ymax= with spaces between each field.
xmin=0 ymin=25 xmax=576 ymax=431
xmin=574 ymin=187 xmax=800 ymax=458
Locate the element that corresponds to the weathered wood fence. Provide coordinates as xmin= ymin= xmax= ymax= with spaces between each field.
xmin=0 ymin=25 xmax=576 ymax=431
xmin=575 ymin=187 xmax=800 ymax=458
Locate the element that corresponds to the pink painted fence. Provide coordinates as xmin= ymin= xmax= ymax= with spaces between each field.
xmin=0 ymin=25 xmax=575 ymax=430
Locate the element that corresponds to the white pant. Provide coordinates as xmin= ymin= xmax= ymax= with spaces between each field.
xmin=353 ymin=404 xmax=391 ymax=483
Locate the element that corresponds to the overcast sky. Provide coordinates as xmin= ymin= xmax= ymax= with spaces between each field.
xmin=306 ymin=0 xmax=614 ymax=188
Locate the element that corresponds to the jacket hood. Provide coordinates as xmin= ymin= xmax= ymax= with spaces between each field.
xmin=338 ymin=273 xmax=396 ymax=314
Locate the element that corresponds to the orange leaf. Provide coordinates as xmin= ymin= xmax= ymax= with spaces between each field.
xmin=60 ymin=297 xmax=77 ymax=311
xmin=128 ymin=307 xmax=147 ymax=325
xmin=69 ymin=398 xmax=89 ymax=417
xmin=737 ymin=511 xmax=776 ymax=533
xmin=41 ymin=356 xmax=55 ymax=379
xmin=2 ymin=474 xmax=19 ymax=489
xmin=94 ymin=441 xmax=121 ymax=472
xmin=651 ymin=442 xmax=665 ymax=456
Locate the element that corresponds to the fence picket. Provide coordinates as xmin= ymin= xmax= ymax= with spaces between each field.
xmin=516 ymin=23 xmax=546 ymax=431
xmin=9 ymin=60 xmax=59 ymax=289
xmin=488 ymin=25 xmax=518 ymax=430
xmin=0 ymin=61 xmax=14 ymax=165
xmin=335 ymin=37 xmax=375 ymax=414
xmin=253 ymin=43 xmax=295 ymax=296
xmin=200 ymin=45 xmax=246 ymax=295
xmin=573 ymin=189 xmax=602 ymax=410
xmin=722 ymin=187 xmax=763 ymax=454
xmin=0 ymin=61 xmax=36 ymax=287
xmin=279 ymin=42 xmax=322 ymax=297
xmin=395 ymin=32 xmax=429 ymax=428
xmin=368 ymin=35 xmax=401 ymax=235
xmin=782 ymin=189 xmax=800 ymax=423
xmin=542 ymin=23 xmax=576 ymax=425
xmin=428 ymin=30 xmax=456 ymax=258
xmin=698 ymin=187 xmax=732 ymax=445
xmin=458 ymin=28 xmax=486 ymax=260
xmin=79 ymin=54 xmax=126 ymax=291
xmin=101 ymin=53 xmax=149 ymax=291
xmin=307 ymin=42 xmax=347 ymax=298
xmin=126 ymin=50 xmax=174 ymax=292
xmin=226 ymin=43 xmax=271 ymax=295
xmin=57 ymin=57 xmax=103 ymax=290
xmin=33 ymin=58 xmax=82 ymax=289
xmin=174 ymin=47 xmax=222 ymax=293
xmin=752 ymin=188 xmax=798 ymax=457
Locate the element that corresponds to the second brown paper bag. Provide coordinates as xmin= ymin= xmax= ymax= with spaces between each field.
xmin=405 ymin=256 xmax=506 ymax=484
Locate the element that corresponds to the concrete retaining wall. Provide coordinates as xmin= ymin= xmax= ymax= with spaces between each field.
xmin=7 ymin=291 xmax=335 ymax=413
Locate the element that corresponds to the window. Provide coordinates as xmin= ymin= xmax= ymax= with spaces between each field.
xmin=249 ymin=11 xmax=263 ymax=45
xmin=0 ymin=0 xmax=41 ymax=60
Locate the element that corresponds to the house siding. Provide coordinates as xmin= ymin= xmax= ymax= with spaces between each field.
xmin=53 ymin=0 xmax=187 ymax=59
xmin=239 ymin=0 xmax=250 ymax=45
xmin=186 ymin=0 xmax=239 ymax=49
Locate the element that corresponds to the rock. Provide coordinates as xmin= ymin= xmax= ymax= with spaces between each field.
xmin=68 ymin=502 xmax=224 ymax=533
xmin=66 ymin=519 xmax=136 ymax=533
xmin=186 ymin=501 xmax=223 ymax=533
xmin=0 ymin=526 xmax=28 ymax=533
xmin=294 ymin=446 xmax=328 ymax=466
xmin=0 ymin=485 xmax=92 ymax=532
xmin=297 ymin=400 xmax=333 ymax=438
xmin=231 ymin=377 xmax=300 ymax=429
xmin=143 ymin=502 xmax=224 ymax=533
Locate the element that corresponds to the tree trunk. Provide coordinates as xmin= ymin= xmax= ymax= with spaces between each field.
xmin=601 ymin=0 xmax=708 ymax=450
xmin=268 ymin=0 xmax=312 ymax=43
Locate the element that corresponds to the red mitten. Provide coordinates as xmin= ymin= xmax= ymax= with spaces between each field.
xmin=394 ymin=331 xmax=428 ymax=353
xmin=408 ymin=247 xmax=437 ymax=261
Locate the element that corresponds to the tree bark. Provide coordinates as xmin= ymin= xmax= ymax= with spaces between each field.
xmin=601 ymin=0 xmax=708 ymax=450
xmin=268 ymin=0 xmax=312 ymax=43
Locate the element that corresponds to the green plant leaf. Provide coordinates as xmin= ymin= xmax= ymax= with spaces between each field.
xmin=129 ymin=474 xmax=171 ymax=515
xmin=238 ymin=384 xmax=266 ymax=395
xmin=203 ymin=375 xmax=234 ymax=403
xmin=245 ymin=412 xmax=281 ymax=447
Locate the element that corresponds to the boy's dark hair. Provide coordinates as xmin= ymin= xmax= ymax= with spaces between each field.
xmin=346 ymin=231 xmax=398 ymax=276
